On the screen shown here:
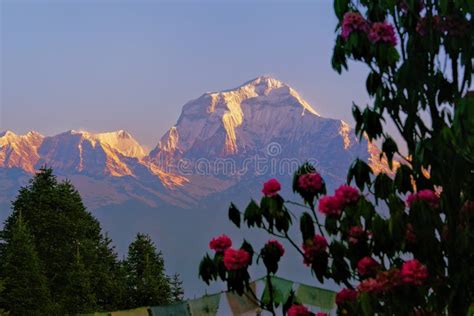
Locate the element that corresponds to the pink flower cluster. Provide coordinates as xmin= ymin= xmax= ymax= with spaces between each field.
xmin=298 ymin=172 xmax=323 ymax=193
xmin=287 ymin=304 xmax=311 ymax=316
xmin=266 ymin=240 xmax=285 ymax=257
xmin=318 ymin=184 xmax=360 ymax=217
xmin=302 ymin=235 xmax=328 ymax=266
xmin=336 ymin=288 xmax=357 ymax=305
xmin=357 ymin=278 xmax=384 ymax=293
xmin=357 ymin=256 xmax=380 ymax=276
xmin=400 ymin=259 xmax=428 ymax=285
xmin=406 ymin=189 xmax=440 ymax=209
xmin=335 ymin=184 xmax=360 ymax=205
xmin=357 ymin=268 xmax=402 ymax=294
xmin=262 ymin=178 xmax=281 ymax=197
xmin=223 ymin=248 xmax=251 ymax=271
xmin=341 ymin=12 xmax=397 ymax=46
xmin=318 ymin=196 xmax=343 ymax=217
xmin=209 ymin=234 xmax=232 ymax=253
xmin=348 ymin=226 xmax=367 ymax=244
xmin=341 ymin=12 xmax=370 ymax=40
xmin=369 ymin=22 xmax=398 ymax=46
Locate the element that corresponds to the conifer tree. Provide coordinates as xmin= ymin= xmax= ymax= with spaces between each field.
xmin=124 ymin=233 xmax=172 ymax=307
xmin=169 ymin=273 xmax=185 ymax=302
xmin=0 ymin=216 xmax=52 ymax=316
xmin=0 ymin=168 xmax=127 ymax=313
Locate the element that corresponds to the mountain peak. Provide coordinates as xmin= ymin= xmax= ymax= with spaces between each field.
xmin=237 ymin=75 xmax=286 ymax=91
xmin=0 ymin=130 xmax=17 ymax=138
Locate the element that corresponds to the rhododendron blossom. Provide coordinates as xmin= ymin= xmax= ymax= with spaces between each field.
xmin=298 ymin=172 xmax=323 ymax=193
xmin=262 ymin=178 xmax=281 ymax=197
xmin=335 ymin=184 xmax=360 ymax=206
xmin=357 ymin=277 xmax=383 ymax=293
xmin=400 ymin=259 xmax=428 ymax=285
xmin=369 ymin=22 xmax=397 ymax=46
xmin=406 ymin=189 xmax=440 ymax=209
xmin=357 ymin=256 xmax=380 ymax=276
xmin=209 ymin=234 xmax=232 ymax=253
xmin=302 ymin=235 xmax=328 ymax=266
xmin=223 ymin=248 xmax=251 ymax=271
xmin=318 ymin=195 xmax=343 ymax=216
xmin=341 ymin=12 xmax=370 ymax=40
xmin=266 ymin=239 xmax=285 ymax=257
xmin=336 ymin=288 xmax=357 ymax=305
xmin=287 ymin=304 xmax=311 ymax=316
xmin=348 ymin=226 xmax=366 ymax=244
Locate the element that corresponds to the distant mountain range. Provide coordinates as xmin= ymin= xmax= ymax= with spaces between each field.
xmin=0 ymin=76 xmax=387 ymax=210
xmin=1 ymin=76 xmax=392 ymax=295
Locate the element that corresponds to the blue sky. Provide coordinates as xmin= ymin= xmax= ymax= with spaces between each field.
xmin=1 ymin=0 xmax=371 ymax=148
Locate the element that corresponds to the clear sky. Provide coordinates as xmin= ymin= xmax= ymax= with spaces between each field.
xmin=1 ymin=0 xmax=371 ymax=149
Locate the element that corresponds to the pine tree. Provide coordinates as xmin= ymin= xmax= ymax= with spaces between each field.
xmin=169 ymin=273 xmax=184 ymax=302
xmin=62 ymin=248 xmax=96 ymax=315
xmin=124 ymin=233 xmax=172 ymax=307
xmin=0 ymin=167 xmax=127 ymax=313
xmin=91 ymin=234 xmax=128 ymax=310
xmin=0 ymin=216 xmax=52 ymax=316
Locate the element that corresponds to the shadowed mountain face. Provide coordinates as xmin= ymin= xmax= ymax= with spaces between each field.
xmin=0 ymin=76 xmax=383 ymax=295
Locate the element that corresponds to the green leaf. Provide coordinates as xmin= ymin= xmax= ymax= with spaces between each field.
xmin=334 ymin=0 xmax=349 ymax=20
xmin=374 ymin=173 xmax=393 ymax=200
xmin=394 ymin=164 xmax=413 ymax=194
xmin=198 ymin=254 xmax=217 ymax=285
xmin=300 ymin=212 xmax=315 ymax=241
xmin=359 ymin=292 xmax=374 ymax=316
xmin=381 ymin=137 xmax=398 ymax=169
xmin=348 ymin=159 xmax=373 ymax=191
xmin=229 ymin=203 xmax=241 ymax=228
xmin=366 ymin=72 xmax=382 ymax=96
xmin=240 ymin=240 xmax=254 ymax=265
xmin=244 ymin=200 xmax=261 ymax=228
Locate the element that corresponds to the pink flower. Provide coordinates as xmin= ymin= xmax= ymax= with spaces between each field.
xmin=357 ymin=278 xmax=383 ymax=293
xmin=266 ymin=240 xmax=285 ymax=257
xmin=406 ymin=189 xmax=439 ymax=209
xmin=348 ymin=226 xmax=366 ymax=244
xmin=400 ymin=259 xmax=428 ymax=285
xmin=298 ymin=172 xmax=323 ymax=192
xmin=417 ymin=189 xmax=440 ymax=208
xmin=357 ymin=257 xmax=380 ymax=276
xmin=369 ymin=22 xmax=397 ymax=46
xmin=318 ymin=195 xmax=343 ymax=217
xmin=375 ymin=268 xmax=401 ymax=290
xmin=302 ymin=235 xmax=328 ymax=266
xmin=316 ymin=313 xmax=328 ymax=316
xmin=287 ymin=304 xmax=311 ymax=316
xmin=223 ymin=248 xmax=251 ymax=271
xmin=335 ymin=184 xmax=360 ymax=206
xmin=262 ymin=178 xmax=281 ymax=197
xmin=341 ymin=12 xmax=370 ymax=40
xmin=209 ymin=234 xmax=232 ymax=253
xmin=336 ymin=288 xmax=357 ymax=305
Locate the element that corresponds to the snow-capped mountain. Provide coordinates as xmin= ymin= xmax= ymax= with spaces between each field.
xmin=0 ymin=76 xmax=381 ymax=209
xmin=0 ymin=130 xmax=44 ymax=173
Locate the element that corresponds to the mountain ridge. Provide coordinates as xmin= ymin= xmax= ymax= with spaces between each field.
xmin=0 ymin=76 xmax=386 ymax=209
